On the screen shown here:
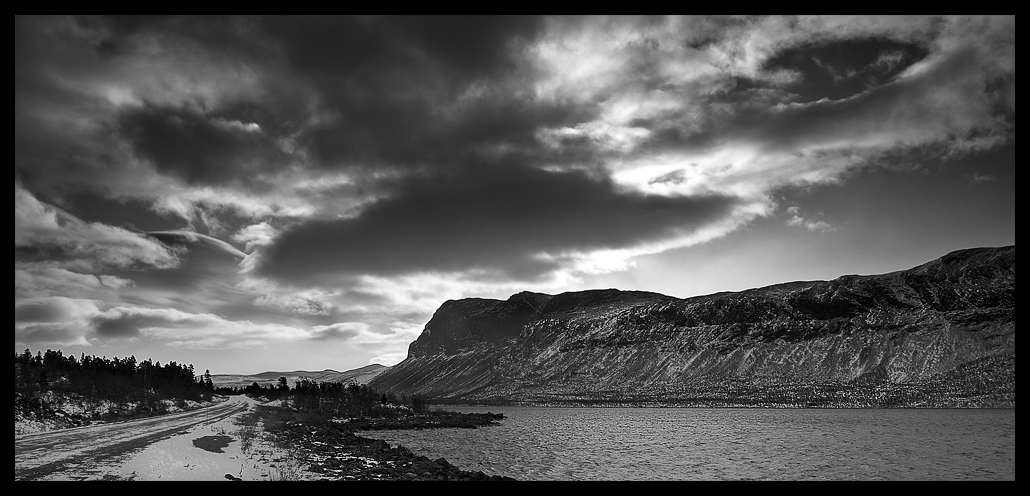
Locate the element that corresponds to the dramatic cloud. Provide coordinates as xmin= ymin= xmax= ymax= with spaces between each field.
xmin=253 ymin=292 xmax=337 ymax=316
xmin=310 ymin=321 xmax=423 ymax=359
xmin=16 ymin=297 xmax=100 ymax=325
xmin=147 ymin=230 xmax=246 ymax=259
xmin=15 ymin=266 xmax=133 ymax=298
xmin=14 ymin=15 xmax=1015 ymax=372
xmin=254 ymin=164 xmax=738 ymax=284
xmin=89 ymin=306 xmax=310 ymax=348
xmin=309 ymin=322 xmax=368 ymax=342
xmin=15 ymin=297 xmax=102 ymax=346
xmin=233 ymin=222 xmax=279 ymax=253
xmin=116 ymin=104 xmax=292 ymax=186
xmin=263 ymin=15 xmax=561 ymax=169
xmin=532 ymin=16 xmax=1014 ymax=199
xmin=15 ymin=184 xmax=181 ymax=272
xmin=16 ymin=15 xmax=1013 ymax=229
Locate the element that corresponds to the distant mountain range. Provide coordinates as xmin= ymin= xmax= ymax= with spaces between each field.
xmin=366 ymin=246 xmax=1015 ymax=407
xmin=211 ymin=364 xmax=388 ymax=389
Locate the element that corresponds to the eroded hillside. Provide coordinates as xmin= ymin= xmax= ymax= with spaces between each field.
xmin=370 ymin=246 xmax=1015 ymax=407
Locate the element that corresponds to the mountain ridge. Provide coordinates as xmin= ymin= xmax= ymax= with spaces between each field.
xmin=368 ymin=245 xmax=1015 ymax=407
xmin=212 ymin=364 xmax=388 ymax=389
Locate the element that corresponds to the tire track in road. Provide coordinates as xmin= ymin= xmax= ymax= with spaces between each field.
xmin=15 ymin=398 xmax=248 ymax=481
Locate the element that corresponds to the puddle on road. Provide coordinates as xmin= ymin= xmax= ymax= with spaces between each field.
xmin=192 ymin=435 xmax=234 ymax=453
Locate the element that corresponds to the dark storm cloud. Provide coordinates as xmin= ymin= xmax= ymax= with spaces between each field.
xmin=15 ymin=299 xmax=83 ymax=323
xmin=12 ymin=15 xmax=1016 ymax=371
xmin=309 ymin=324 xmax=363 ymax=342
xmin=15 ymin=17 xmax=126 ymax=199
xmin=15 ymin=15 xmax=298 ymax=207
xmin=116 ymin=104 xmax=293 ymax=186
xmin=307 ymin=89 xmax=589 ymax=170
xmin=91 ymin=316 xmax=142 ymax=339
xmin=265 ymin=15 xmax=543 ymax=86
xmin=14 ymin=297 xmax=99 ymax=345
xmin=86 ymin=309 xmax=197 ymax=335
xmin=16 ymin=16 xmax=1015 ymax=205
xmin=261 ymin=15 xmax=590 ymax=169
xmin=15 ymin=15 xmax=591 ymax=202
xmin=255 ymin=163 xmax=738 ymax=284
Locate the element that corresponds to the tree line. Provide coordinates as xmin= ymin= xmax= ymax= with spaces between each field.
xmin=217 ymin=379 xmax=431 ymax=417
xmin=15 ymin=348 xmax=214 ymax=414
xmin=17 ymin=347 xmax=435 ymax=420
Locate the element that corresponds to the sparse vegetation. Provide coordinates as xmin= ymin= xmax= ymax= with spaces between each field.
xmin=232 ymin=412 xmax=260 ymax=458
xmin=218 ymin=379 xmax=432 ymax=421
xmin=268 ymin=448 xmax=304 ymax=481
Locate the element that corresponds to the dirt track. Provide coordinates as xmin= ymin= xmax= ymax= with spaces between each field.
xmin=15 ymin=396 xmax=249 ymax=481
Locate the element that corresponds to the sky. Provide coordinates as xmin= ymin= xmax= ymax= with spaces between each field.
xmin=15 ymin=15 xmax=1015 ymax=375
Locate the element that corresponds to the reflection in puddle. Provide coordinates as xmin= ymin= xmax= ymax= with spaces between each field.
xmin=192 ymin=435 xmax=234 ymax=453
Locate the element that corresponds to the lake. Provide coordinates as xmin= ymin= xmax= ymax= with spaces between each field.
xmin=361 ymin=406 xmax=1015 ymax=480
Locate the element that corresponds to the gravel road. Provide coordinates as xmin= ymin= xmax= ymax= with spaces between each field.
xmin=15 ymin=396 xmax=257 ymax=481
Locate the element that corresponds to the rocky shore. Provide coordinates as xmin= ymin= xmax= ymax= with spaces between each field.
xmin=264 ymin=410 xmax=516 ymax=481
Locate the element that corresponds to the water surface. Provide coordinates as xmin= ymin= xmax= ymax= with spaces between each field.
xmin=363 ymin=407 xmax=1015 ymax=480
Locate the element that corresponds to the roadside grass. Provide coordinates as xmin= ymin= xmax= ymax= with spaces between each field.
xmin=247 ymin=401 xmax=315 ymax=480
xmin=268 ymin=448 xmax=304 ymax=481
xmin=232 ymin=412 xmax=259 ymax=458
xmin=253 ymin=403 xmax=296 ymax=434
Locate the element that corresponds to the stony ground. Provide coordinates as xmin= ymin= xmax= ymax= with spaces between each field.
xmin=259 ymin=409 xmax=516 ymax=481
xmin=16 ymin=393 xmax=515 ymax=481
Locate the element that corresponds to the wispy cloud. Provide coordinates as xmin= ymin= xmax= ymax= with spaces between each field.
xmin=786 ymin=206 xmax=838 ymax=233
xmin=15 ymin=184 xmax=181 ymax=272
xmin=14 ymin=15 xmax=1014 ymax=370
xmin=963 ymin=173 xmax=998 ymax=185
xmin=90 ymin=306 xmax=311 ymax=348
xmin=15 ymin=265 xmax=133 ymax=299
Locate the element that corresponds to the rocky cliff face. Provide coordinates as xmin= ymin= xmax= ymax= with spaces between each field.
xmin=369 ymin=246 xmax=1015 ymax=407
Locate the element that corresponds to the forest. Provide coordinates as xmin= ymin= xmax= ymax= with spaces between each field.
xmin=16 ymin=347 xmax=433 ymax=431
xmin=15 ymin=348 xmax=214 ymax=419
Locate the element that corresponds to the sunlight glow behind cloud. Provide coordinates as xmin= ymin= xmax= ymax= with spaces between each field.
xmin=14 ymin=15 xmax=1014 ymax=372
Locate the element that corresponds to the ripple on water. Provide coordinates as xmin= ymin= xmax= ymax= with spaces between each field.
xmin=362 ymin=407 xmax=1015 ymax=481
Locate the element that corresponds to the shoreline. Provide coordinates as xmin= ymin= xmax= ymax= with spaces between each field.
xmin=257 ymin=405 xmax=516 ymax=481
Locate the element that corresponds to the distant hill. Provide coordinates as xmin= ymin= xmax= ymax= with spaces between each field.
xmin=369 ymin=246 xmax=1015 ymax=407
xmin=211 ymin=364 xmax=389 ymax=389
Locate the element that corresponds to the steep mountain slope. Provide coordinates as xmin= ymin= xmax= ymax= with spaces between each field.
xmin=369 ymin=246 xmax=1015 ymax=407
